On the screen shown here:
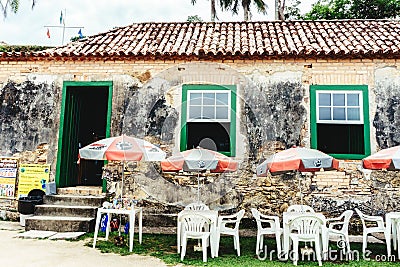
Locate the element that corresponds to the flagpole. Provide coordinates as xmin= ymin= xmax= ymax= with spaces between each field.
xmin=62 ymin=9 xmax=66 ymax=45
xmin=44 ymin=9 xmax=84 ymax=46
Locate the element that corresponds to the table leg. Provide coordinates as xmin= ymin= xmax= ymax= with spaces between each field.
xmin=138 ymin=208 xmax=142 ymax=244
xmin=129 ymin=210 xmax=134 ymax=252
xmin=105 ymin=212 xmax=111 ymax=241
xmin=93 ymin=210 xmax=102 ymax=249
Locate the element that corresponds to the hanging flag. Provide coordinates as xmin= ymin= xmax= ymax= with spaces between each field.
xmin=47 ymin=28 xmax=50 ymax=38
xmin=59 ymin=10 xmax=63 ymax=24
xmin=78 ymin=29 xmax=83 ymax=39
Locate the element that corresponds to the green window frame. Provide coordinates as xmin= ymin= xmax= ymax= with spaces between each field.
xmin=310 ymin=85 xmax=370 ymax=159
xmin=181 ymin=84 xmax=236 ymax=156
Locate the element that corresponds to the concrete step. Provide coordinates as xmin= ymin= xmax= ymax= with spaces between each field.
xmin=35 ymin=205 xmax=98 ymax=217
xmin=44 ymin=195 xmax=105 ymax=207
xmin=25 ymin=215 xmax=95 ymax=232
xmin=57 ymin=186 xmax=103 ymax=196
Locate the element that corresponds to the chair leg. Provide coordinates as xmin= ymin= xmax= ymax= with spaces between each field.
xmin=384 ymin=229 xmax=391 ymax=257
xmin=293 ymin=239 xmax=298 ymax=266
xmin=260 ymin=234 xmax=264 ymax=249
xmin=181 ymin=236 xmax=187 ymax=261
xmin=344 ymin=235 xmax=352 ymax=259
xmin=276 ymin=233 xmax=282 ymax=257
xmin=256 ymin=233 xmax=261 ymax=255
xmin=362 ymin=233 xmax=367 ymax=255
xmin=202 ymin=237 xmax=208 ymax=262
xmin=235 ymin=235 xmax=240 ymax=256
xmin=314 ymin=238 xmax=322 ymax=267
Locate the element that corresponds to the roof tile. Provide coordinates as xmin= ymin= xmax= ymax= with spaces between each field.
xmin=3 ymin=20 xmax=400 ymax=60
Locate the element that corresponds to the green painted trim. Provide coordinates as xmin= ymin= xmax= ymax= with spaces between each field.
xmin=310 ymin=85 xmax=370 ymax=160
xmin=55 ymin=81 xmax=113 ymax=189
xmin=55 ymin=83 xmax=68 ymax=187
xmin=181 ymin=84 xmax=236 ymax=156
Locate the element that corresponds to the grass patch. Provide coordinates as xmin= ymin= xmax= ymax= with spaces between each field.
xmin=78 ymin=231 xmax=399 ymax=266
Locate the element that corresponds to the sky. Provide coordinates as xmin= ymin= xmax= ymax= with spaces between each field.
xmin=0 ymin=0 xmax=317 ymax=47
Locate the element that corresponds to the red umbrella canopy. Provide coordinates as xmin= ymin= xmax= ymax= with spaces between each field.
xmin=256 ymin=147 xmax=339 ymax=176
xmin=362 ymin=145 xmax=400 ymax=170
xmin=161 ymin=147 xmax=237 ymax=173
xmin=79 ymin=134 xmax=166 ymax=162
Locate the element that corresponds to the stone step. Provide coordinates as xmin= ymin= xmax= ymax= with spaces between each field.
xmin=44 ymin=195 xmax=105 ymax=207
xmin=57 ymin=186 xmax=103 ymax=196
xmin=35 ymin=205 xmax=98 ymax=217
xmin=25 ymin=215 xmax=95 ymax=232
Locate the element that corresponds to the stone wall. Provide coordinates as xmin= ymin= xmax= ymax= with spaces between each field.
xmin=1 ymin=58 xmax=400 ymax=224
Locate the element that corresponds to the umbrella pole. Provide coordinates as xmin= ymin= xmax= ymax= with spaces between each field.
xmin=297 ymin=171 xmax=303 ymax=205
xmin=197 ymin=173 xmax=200 ymax=204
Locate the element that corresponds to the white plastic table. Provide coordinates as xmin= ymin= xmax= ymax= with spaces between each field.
xmin=93 ymin=207 xmax=143 ymax=252
xmin=177 ymin=209 xmax=219 ymax=258
xmin=282 ymin=212 xmax=328 ymax=260
xmin=386 ymin=212 xmax=400 ymax=256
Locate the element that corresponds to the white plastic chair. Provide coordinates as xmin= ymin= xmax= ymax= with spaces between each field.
xmin=251 ymin=208 xmax=283 ymax=256
xmin=179 ymin=213 xmax=211 ymax=262
xmin=184 ymin=202 xmax=210 ymax=211
xmin=396 ymin=218 xmax=400 ymax=259
xmin=288 ymin=214 xmax=324 ymax=266
xmin=217 ymin=209 xmax=245 ymax=256
xmin=355 ymin=208 xmax=390 ymax=255
xmin=287 ymin=205 xmax=315 ymax=213
xmin=326 ymin=210 xmax=353 ymax=256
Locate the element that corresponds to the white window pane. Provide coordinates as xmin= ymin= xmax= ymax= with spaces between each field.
xmin=216 ymin=107 xmax=229 ymax=119
xmin=203 ymin=93 xmax=215 ymax=105
xmin=216 ymin=93 xmax=229 ymax=105
xmin=347 ymin=108 xmax=360 ymax=120
xmin=333 ymin=94 xmax=345 ymax=106
xmin=319 ymin=93 xmax=331 ymax=106
xmin=347 ymin=94 xmax=359 ymax=106
xmin=319 ymin=107 xmax=331 ymax=120
xmin=203 ymin=106 xmax=214 ymax=119
xmin=333 ymin=107 xmax=345 ymax=120
xmin=190 ymin=93 xmax=202 ymax=105
xmin=189 ymin=106 xmax=201 ymax=119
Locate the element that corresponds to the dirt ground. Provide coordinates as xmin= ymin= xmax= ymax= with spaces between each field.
xmin=0 ymin=222 xmax=176 ymax=267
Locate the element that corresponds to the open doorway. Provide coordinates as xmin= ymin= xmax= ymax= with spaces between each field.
xmin=56 ymin=81 xmax=112 ymax=188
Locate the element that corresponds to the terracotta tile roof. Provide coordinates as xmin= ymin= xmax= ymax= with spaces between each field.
xmin=2 ymin=20 xmax=400 ymax=60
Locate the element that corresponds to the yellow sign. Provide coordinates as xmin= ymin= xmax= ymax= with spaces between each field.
xmin=0 ymin=158 xmax=18 ymax=199
xmin=17 ymin=164 xmax=50 ymax=198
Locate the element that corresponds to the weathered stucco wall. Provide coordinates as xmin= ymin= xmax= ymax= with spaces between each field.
xmin=1 ymin=59 xmax=400 ymax=221
xmin=373 ymin=66 xmax=400 ymax=149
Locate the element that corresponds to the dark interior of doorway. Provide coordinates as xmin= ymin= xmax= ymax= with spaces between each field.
xmin=73 ymin=86 xmax=108 ymax=186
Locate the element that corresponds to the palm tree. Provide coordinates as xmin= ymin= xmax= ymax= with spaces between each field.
xmin=1 ymin=0 xmax=36 ymax=18
xmin=191 ymin=0 xmax=216 ymax=21
xmin=220 ymin=0 xmax=267 ymax=21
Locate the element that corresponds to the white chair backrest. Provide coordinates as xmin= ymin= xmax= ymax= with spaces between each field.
xmin=289 ymin=214 xmax=323 ymax=235
xmin=220 ymin=209 xmax=245 ymax=230
xmin=251 ymin=208 xmax=279 ymax=230
xmin=184 ymin=202 xmax=210 ymax=211
xmin=339 ymin=210 xmax=353 ymax=233
xmin=180 ymin=213 xmax=211 ymax=233
xmin=354 ymin=208 xmax=367 ymax=226
xmin=287 ymin=205 xmax=315 ymax=213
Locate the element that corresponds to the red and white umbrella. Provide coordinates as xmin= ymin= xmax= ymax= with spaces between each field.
xmin=161 ymin=147 xmax=237 ymax=173
xmin=362 ymin=145 xmax=400 ymax=170
xmin=256 ymin=146 xmax=339 ymax=205
xmin=79 ymin=134 xmax=166 ymax=204
xmin=161 ymin=147 xmax=238 ymax=203
xmin=256 ymin=146 xmax=339 ymax=176
xmin=79 ymin=134 xmax=166 ymax=162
